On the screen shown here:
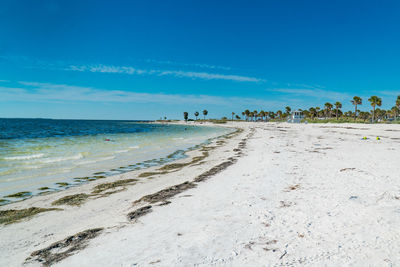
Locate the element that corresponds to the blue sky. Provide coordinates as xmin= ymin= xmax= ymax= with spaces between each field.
xmin=1 ymin=0 xmax=400 ymax=119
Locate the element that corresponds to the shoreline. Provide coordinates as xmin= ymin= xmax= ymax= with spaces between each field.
xmin=0 ymin=122 xmax=234 ymax=206
xmin=1 ymin=122 xmax=241 ymax=210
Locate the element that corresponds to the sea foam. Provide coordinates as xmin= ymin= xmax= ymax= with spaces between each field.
xmin=3 ymin=153 xmax=45 ymax=161
xmin=40 ymin=153 xmax=85 ymax=164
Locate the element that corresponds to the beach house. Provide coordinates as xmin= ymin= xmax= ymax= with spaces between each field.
xmin=288 ymin=110 xmax=303 ymax=123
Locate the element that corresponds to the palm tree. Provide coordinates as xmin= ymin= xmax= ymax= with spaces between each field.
xmin=194 ymin=111 xmax=199 ymax=120
xmin=241 ymin=112 xmax=245 ymax=121
xmin=253 ymin=110 xmax=258 ymax=122
xmin=276 ymin=110 xmax=282 ymax=119
xmin=202 ymin=110 xmax=208 ymax=120
xmin=269 ymin=111 xmax=275 ymax=119
xmin=285 ymin=106 xmax=291 ymax=115
xmin=315 ymin=107 xmax=320 ymax=118
xmin=183 ymin=112 xmax=189 ymax=122
xmin=244 ymin=109 xmax=250 ymax=121
xmin=231 ymin=112 xmax=235 ymax=121
xmin=396 ymin=96 xmax=400 ymax=120
xmin=249 ymin=112 xmax=254 ymax=121
xmin=259 ymin=110 xmax=265 ymax=121
xmin=392 ymin=106 xmax=399 ymax=120
xmin=235 ymin=115 xmax=241 ymax=120
xmin=334 ymin=102 xmax=342 ymax=120
xmin=351 ymin=96 xmax=362 ymax=120
xmin=309 ymin=107 xmax=317 ymax=120
xmin=324 ymin=102 xmax=333 ymax=118
xmin=368 ymin=96 xmax=382 ymax=122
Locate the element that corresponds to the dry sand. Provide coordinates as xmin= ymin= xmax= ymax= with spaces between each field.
xmin=1 ymin=122 xmax=400 ymax=266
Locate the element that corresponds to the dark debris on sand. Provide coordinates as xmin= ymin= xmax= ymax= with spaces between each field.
xmin=27 ymin=228 xmax=104 ymax=266
xmin=134 ymin=181 xmax=197 ymax=204
xmin=0 ymin=207 xmax=61 ymax=225
xmin=51 ymin=193 xmax=91 ymax=207
xmin=127 ymin=205 xmax=153 ymax=220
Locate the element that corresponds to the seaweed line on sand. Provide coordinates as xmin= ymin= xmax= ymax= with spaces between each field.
xmin=127 ymin=205 xmax=153 ymax=220
xmin=51 ymin=179 xmax=139 ymax=207
xmin=127 ymin=158 xmax=239 ymax=221
xmin=26 ymin=228 xmax=104 ymax=266
xmin=0 ymin=207 xmax=62 ymax=225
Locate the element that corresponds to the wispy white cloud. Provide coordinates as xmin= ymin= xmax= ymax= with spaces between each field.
xmin=284 ymin=83 xmax=326 ymax=89
xmin=68 ymin=65 xmax=149 ymax=75
xmin=144 ymin=59 xmax=232 ymax=71
xmin=66 ymin=64 xmax=264 ymax=83
xmin=0 ymin=81 xmax=280 ymax=108
xmin=157 ymin=70 xmax=262 ymax=82
xmin=1 ymin=54 xmax=263 ymax=83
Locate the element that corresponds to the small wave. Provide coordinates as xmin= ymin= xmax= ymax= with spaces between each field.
xmin=129 ymin=145 xmax=140 ymax=149
xmin=76 ymin=156 xmax=115 ymax=165
xmin=40 ymin=153 xmax=84 ymax=164
xmin=3 ymin=153 xmax=45 ymax=161
xmin=0 ymin=169 xmax=18 ymax=176
xmin=22 ymin=165 xmax=41 ymax=170
xmin=172 ymin=137 xmax=184 ymax=140
xmin=115 ymin=149 xmax=130 ymax=153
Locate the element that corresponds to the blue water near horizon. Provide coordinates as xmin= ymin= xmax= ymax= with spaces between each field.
xmin=0 ymin=119 xmax=232 ymax=204
xmin=0 ymin=118 xmax=155 ymax=139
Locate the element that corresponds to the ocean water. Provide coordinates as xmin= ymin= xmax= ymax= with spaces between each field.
xmin=0 ymin=119 xmax=232 ymax=203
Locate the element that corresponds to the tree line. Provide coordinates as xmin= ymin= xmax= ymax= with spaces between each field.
xmin=238 ymin=95 xmax=400 ymax=123
xmin=182 ymin=95 xmax=400 ymax=123
xmin=183 ymin=110 xmax=208 ymax=122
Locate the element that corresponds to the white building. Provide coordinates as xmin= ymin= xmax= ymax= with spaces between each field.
xmin=287 ymin=110 xmax=304 ymax=123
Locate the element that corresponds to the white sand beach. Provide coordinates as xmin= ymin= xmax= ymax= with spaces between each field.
xmin=1 ymin=122 xmax=400 ymax=266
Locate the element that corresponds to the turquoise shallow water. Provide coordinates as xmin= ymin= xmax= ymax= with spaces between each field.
xmin=0 ymin=119 xmax=232 ymax=203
